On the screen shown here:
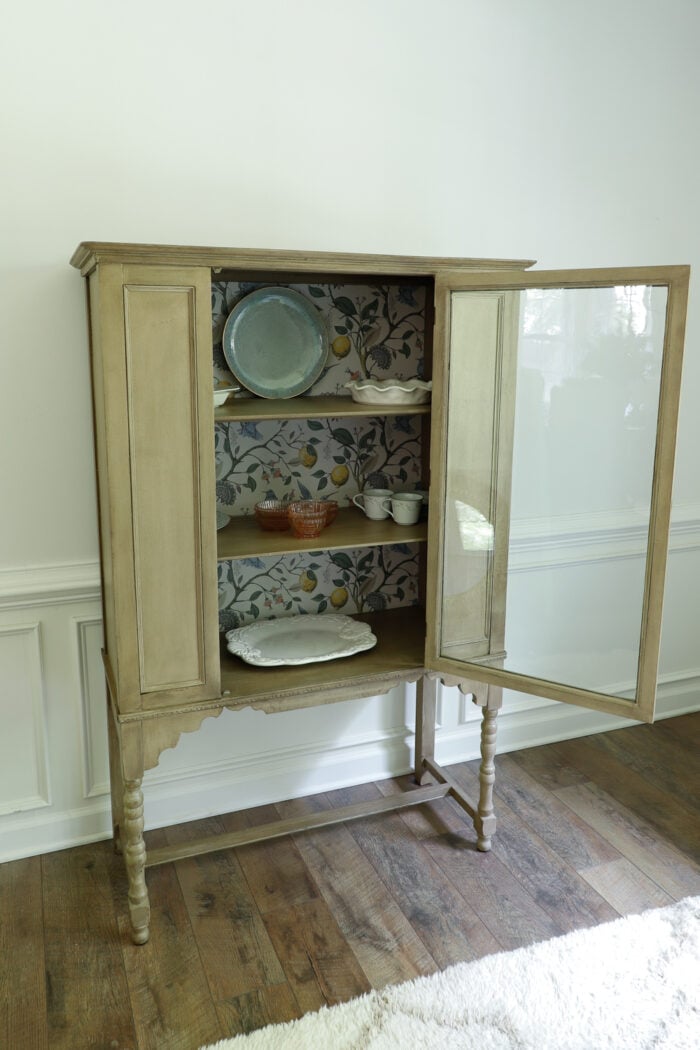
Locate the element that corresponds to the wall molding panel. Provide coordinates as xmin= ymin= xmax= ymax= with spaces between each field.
xmin=0 ymin=550 xmax=698 ymax=863
xmin=73 ymin=615 xmax=109 ymax=799
xmin=510 ymin=501 xmax=700 ymax=572
xmin=0 ymin=560 xmax=100 ymax=610
xmin=0 ymin=622 xmax=50 ymax=816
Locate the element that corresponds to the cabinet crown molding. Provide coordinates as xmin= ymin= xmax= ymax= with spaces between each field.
xmin=70 ymin=241 xmax=536 ymax=278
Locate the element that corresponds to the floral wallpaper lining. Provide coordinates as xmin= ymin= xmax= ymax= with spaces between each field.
xmin=215 ymin=415 xmax=424 ymax=515
xmin=213 ymin=279 xmax=428 ymax=632
xmin=218 ymin=543 xmax=421 ymax=632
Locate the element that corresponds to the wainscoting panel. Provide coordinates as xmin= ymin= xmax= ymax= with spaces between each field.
xmin=0 ymin=622 xmax=50 ymax=815
xmin=0 ymin=527 xmax=698 ymax=862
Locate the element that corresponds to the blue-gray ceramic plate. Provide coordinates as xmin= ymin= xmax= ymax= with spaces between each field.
xmin=222 ymin=287 xmax=328 ymax=399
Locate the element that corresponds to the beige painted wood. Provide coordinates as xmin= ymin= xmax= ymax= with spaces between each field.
xmin=217 ymin=508 xmax=427 ymax=560
xmin=216 ymin=396 xmax=430 ymax=423
xmin=219 ymin=607 xmax=425 ymax=709
xmin=475 ymin=691 xmax=502 ymax=851
xmin=425 ymin=265 xmax=690 ymax=724
xmin=124 ymin=279 xmax=206 ymax=693
xmin=635 ymin=266 xmax=690 ymax=718
xmin=112 ymin=607 xmax=425 ymax=770
xmin=71 ymin=241 xmax=536 ymax=278
xmin=429 ymin=287 xmax=518 ymax=660
xmin=86 ymin=262 xmax=221 ymax=714
xmin=87 ymin=270 xmax=118 ymax=686
xmin=145 ymin=783 xmax=452 ymax=869
xmin=415 ymin=675 xmax=437 ymax=786
xmin=123 ymin=776 xmax=150 ymax=944
xmin=88 ymin=263 xmax=143 ymax=710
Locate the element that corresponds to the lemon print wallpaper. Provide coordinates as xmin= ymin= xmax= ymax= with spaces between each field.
xmin=213 ymin=280 xmax=427 ymax=629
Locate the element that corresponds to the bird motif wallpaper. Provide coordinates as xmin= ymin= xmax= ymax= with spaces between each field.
xmin=213 ymin=279 xmax=428 ymax=628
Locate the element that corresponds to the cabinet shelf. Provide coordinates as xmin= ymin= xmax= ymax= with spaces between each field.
xmin=216 ymin=507 xmax=428 ymax=560
xmin=215 ymin=395 xmax=431 ymax=423
xmin=219 ymin=606 xmax=426 ymax=710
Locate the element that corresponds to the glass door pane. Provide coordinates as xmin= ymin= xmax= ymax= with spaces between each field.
xmin=429 ymin=267 xmax=688 ymax=720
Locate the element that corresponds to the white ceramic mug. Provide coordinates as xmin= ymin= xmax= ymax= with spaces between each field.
xmin=352 ymin=488 xmax=393 ymax=520
xmin=382 ymin=491 xmax=423 ymax=525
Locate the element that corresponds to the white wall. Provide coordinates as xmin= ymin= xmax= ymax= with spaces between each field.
xmin=1 ymin=0 xmax=699 ymax=860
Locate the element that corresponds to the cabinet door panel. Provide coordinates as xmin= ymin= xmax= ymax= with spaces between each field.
xmin=122 ymin=266 xmax=220 ymax=706
xmin=426 ymin=266 xmax=689 ymax=722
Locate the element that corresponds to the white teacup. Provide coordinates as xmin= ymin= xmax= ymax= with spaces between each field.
xmin=352 ymin=488 xmax=393 ymax=520
xmin=382 ymin=491 xmax=423 ymax=525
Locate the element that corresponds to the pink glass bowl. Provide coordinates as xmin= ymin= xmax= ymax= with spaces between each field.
xmin=288 ymin=500 xmax=328 ymax=539
xmin=254 ymin=500 xmax=290 ymax=531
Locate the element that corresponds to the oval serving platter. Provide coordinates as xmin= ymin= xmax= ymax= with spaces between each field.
xmin=225 ymin=614 xmax=377 ymax=666
xmin=222 ymin=287 xmax=329 ymax=399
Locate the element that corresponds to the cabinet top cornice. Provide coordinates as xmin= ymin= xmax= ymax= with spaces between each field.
xmin=70 ymin=240 xmax=536 ymax=277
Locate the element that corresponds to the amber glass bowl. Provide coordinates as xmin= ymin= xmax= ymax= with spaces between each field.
xmin=254 ymin=500 xmax=290 ymax=531
xmin=288 ymin=500 xmax=328 ymax=538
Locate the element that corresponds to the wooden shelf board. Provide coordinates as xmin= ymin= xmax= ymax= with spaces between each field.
xmin=215 ymin=396 xmax=431 ymax=422
xmin=217 ymin=507 xmax=428 ymax=560
xmin=219 ymin=606 xmax=426 ymax=708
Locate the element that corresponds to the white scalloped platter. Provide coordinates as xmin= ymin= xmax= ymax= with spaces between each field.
xmin=225 ymin=614 xmax=377 ymax=666
xmin=344 ymin=378 xmax=432 ymax=405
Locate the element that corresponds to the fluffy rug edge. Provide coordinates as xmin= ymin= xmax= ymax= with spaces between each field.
xmin=198 ymin=895 xmax=700 ymax=1050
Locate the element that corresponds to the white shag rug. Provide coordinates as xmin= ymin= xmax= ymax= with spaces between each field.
xmin=201 ymin=896 xmax=700 ymax=1050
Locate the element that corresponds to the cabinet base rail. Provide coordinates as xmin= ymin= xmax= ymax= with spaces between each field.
xmin=144 ymin=773 xmax=474 ymax=869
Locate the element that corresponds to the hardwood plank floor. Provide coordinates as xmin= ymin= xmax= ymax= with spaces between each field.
xmin=2 ymin=712 xmax=698 ymax=1049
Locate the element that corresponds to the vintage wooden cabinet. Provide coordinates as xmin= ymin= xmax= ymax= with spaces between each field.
xmin=71 ymin=242 xmax=688 ymax=943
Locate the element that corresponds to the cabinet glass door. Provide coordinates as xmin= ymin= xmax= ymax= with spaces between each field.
xmin=426 ymin=267 xmax=689 ymax=721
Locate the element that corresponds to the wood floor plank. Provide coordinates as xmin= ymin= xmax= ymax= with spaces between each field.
xmin=263 ymin=898 xmax=371 ymax=1013
xmin=42 ymin=842 xmax=137 ymax=1050
xmin=114 ymin=831 xmax=223 ymax=1050
xmin=0 ymin=856 xmax=47 ymax=1050
xmin=221 ymin=804 xmax=322 ymax=914
xmin=276 ymin=793 xmax=439 ymax=989
xmin=216 ymin=983 xmax=301 ymax=1039
xmin=504 ymin=739 xmax=591 ymax=791
xmin=489 ymin=753 xmax=621 ymax=872
xmin=327 ymin=781 xmax=502 ymax=966
xmin=221 ymin=802 xmax=371 ymax=1011
xmin=579 ymin=856 xmax=674 ymax=915
xmin=550 ymin=736 xmax=700 ymax=862
xmin=655 ymin=712 xmax=700 ymax=753
xmin=376 ymin=775 xmax=565 ymax=949
xmin=583 ymin=723 xmax=700 ymax=813
xmin=165 ymin=818 xmax=286 ymax=1003
xmin=451 ymin=761 xmax=620 ymax=929
xmin=553 ymin=781 xmax=700 ymax=901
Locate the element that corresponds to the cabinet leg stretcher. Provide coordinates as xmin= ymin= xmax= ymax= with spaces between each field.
xmin=109 ymin=675 xmax=501 ymax=945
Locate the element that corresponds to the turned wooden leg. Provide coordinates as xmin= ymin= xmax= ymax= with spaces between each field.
xmin=123 ymin=778 xmax=151 ymax=945
xmin=475 ymin=696 xmax=501 ymax=852
xmin=415 ymin=675 xmax=437 ymax=785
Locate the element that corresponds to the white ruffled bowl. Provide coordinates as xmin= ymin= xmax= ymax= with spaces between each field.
xmin=344 ymin=378 xmax=432 ymax=405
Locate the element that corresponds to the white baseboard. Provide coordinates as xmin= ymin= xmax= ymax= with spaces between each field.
xmin=435 ymin=674 xmax=700 ymax=767
xmin=1 ymin=672 xmax=696 ymax=864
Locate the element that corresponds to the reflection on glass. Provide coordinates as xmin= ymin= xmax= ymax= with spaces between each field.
xmin=454 ymin=502 xmax=494 ymax=551
xmin=440 ymin=283 xmax=668 ymax=700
